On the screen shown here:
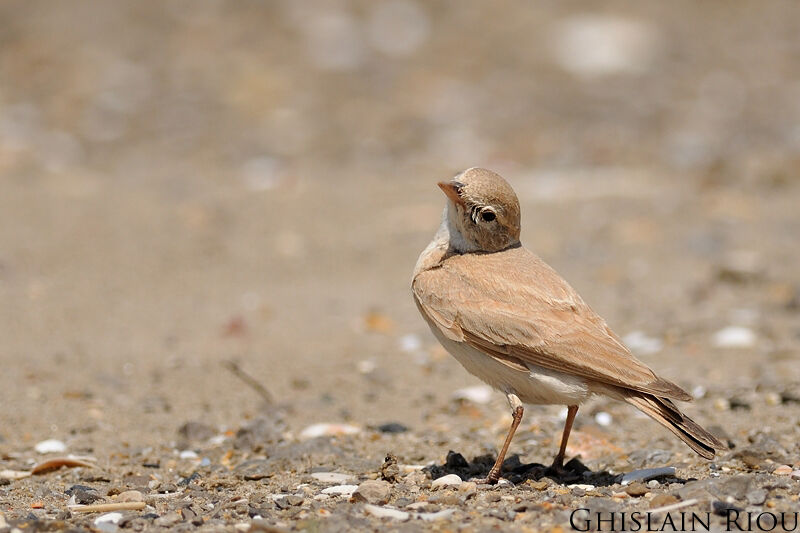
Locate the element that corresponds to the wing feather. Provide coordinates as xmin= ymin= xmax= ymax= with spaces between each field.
xmin=413 ymin=247 xmax=691 ymax=401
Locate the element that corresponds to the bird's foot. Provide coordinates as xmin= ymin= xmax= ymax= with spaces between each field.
xmin=469 ymin=468 xmax=502 ymax=485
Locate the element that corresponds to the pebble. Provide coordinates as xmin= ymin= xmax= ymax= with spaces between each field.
xmin=431 ymin=474 xmax=462 ymax=490
xmin=351 ymin=480 xmax=392 ymax=504
xmin=321 ymin=485 xmax=358 ymax=497
xmin=117 ymin=490 xmax=143 ymax=503
xmin=773 ymin=465 xmax=792 ymax=476
xmin=625 ymin=482 xmax=648 ymax=497
xmin=594 ymin=412 xmax=612 ymax=426
xmin=549 ymin=15 xmax=658 ymax=77
xmin=34 ymin=439 xmax=67 ymax=454
xmin=310 ymin=472 xmax=355 ymax=484
xmin=451 ymin=385 xmax=493 ymax=405
xmin=791 ymin=470 xmax=800 ymax=480
xmin=746 ymin=488 xmax=768 ymax=505
xmin=363 ymin=504 xmax=410 ymax=521
xmin=621 ymin=467 xmax=676 ymax=485
xmin=459 ymin=481 xmax=477 ymax=494
xmin=622 ymin=331 xmax=663 ymax=355
xmin=299 ymin=423 xmax=360 ymax=439
xmin=94 ymin=512 xmax=123 ymax=526
xmin=398 ymin=333 xmax=422 ymax=353
xmin=649 ymin=494 xmax=678 ymax=508
xmin=712 ymin=326 xmax=756 ymax=348
xmin=417 ymin=509 xmax=457 ymax=521
xmin=178 ymin=450 xmax=198 ymax=459
xmin=154 ymin=511 xmax=182 ymax=527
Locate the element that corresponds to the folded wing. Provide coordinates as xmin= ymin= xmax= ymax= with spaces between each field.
xmin=412 ymin=246 xmax=691 ymax=401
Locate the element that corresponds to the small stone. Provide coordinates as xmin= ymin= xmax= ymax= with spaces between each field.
xmin=299 ymin=423 xmax=360 ymax=439
xmin=452 ymin=385 xmax=493 ymax=404
xmin=310 ymin=472 xmax=355 ymax=484
xmin=351 ymin=480 xmax=391 ymax=504
xmin=154 ymin=511 xmax=182 ymax=527
xmin=620 ymin=467 xmax=675 ymax=485
xmin=773 ymin=465 xmax=792 ymax=476
xmin=712 ymin=326 xmax=756 ymax=348
xmin=177 ymin=421 xmax=216 ymax=443
xmin=179 ymin=450 xmax=198 ymax=459
xmin=380 ymin=454 xmax=400 ymax=482
xmin=594 ymin=412 xmax=612 ymax=426
xmin=714 ymin=398 xmax=731 ymax=411
xmin=791 ymin=470 xmax=800 ymax=480
xmin=34 ymin=439 xmax=67 ymax=454
xmin=416 ymin=509 xmax=457 ymax=521
xmin=764 ymin=392 xmax=781 ymax=406
xmin=363 ymin=504 xmax=410 ymax=521
xmin=528 ymin=480 xmax=548 ymax=490
xmin=431 ymin=474 xmax=462 ymax=490
xmin=622 ymin=331 xmax=663 ymax=355
xmin=322 ymin=484 xmax=358 ymax=497
xmin=625 ymin=482 xmax=648 ymax=497
xmin=117 ymin=490 xmax=143 ymax=503
xmin=377 ymin=422 xmax=408 ymax=434
xmin=458 ymin=481 xmax=477 ymax=494
xmin=649 ymin=494 xmax=678 ymax=508
xmin=94 ymin=512 xmax=123 ymax=526
xmin=285 ymin=495 xmax=303 ymax=506
xmin=746 ymin=488 xmax=768 ymax=505
xmin=69 ymin=486 xmax=103 ymax=504
xmin=647 ymin=480 xmax=660 ymax=488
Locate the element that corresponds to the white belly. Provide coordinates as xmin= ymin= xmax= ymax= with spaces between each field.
xmin=429 ymin=324 xmax=591 ymax=406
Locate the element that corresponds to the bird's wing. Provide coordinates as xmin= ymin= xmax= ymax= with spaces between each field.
xmin=412 ymin=246 xmax=691 ymax=401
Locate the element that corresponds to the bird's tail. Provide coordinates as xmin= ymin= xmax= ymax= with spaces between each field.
xmin=625 ymin=393 xmax=726 ymax=459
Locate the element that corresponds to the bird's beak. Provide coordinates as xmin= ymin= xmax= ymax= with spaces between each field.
xmin=437 ymin=181 xmax=465 ymax=207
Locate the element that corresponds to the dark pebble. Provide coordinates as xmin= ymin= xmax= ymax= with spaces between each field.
xmin=377 ymin=422 xmax=408 ymax=433
xmin=713 ymin=501 xmax=742 ymax=516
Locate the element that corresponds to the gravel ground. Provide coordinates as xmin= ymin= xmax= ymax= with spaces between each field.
xmin=1 ymin=1 xmax=799 ymax=531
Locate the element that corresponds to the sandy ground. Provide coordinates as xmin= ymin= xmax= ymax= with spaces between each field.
xmin=1 ymin=1 xmax=799 ymax=531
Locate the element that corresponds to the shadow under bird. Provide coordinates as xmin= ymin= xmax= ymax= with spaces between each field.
xmin=412 ymin=167 xmax=725 ymax=484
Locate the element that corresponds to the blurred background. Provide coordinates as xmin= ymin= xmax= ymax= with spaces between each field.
xmin=1 ymin=1 xmax=798 ymax=449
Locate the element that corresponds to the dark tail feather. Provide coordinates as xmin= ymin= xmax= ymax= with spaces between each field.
xmin=625 ymin=394 xmax=726 ymax=460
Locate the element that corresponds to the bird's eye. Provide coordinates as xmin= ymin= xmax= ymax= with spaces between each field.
xmin=480 ymin=209 xmax=496 ymax=222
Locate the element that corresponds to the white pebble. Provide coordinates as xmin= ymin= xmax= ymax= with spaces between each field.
xmin=94 ymin=512 xmax=123 ymax=526
xmin=430 ymin=474 xmax=462 ymax=489
xmin=692 ymin=385 xmax=707 ymax=399
xmin=363 ymin=504 xmax=410 ymax=520
xmin=310 ymin=472 xmax=355 ymax=484
xmin=594 ymin=412 xmax=613 ymax=426
xmin=300 ymin=423 xmax=360 ymax=439
xmin=452 ymin=385 xmax=493 ymax=405
xmin=712 ymin=326 xmax=756 ymax=348
xmin=622 ymin=331 xmax=663 ymax=356
xmin=179 ymin=450 xmax=198 ymax=459
xmin=416 ymin=509 xmax=457 ymax=521
xmin=34 ymin=439 xmax=66 ymax=454
xmin=321 ymin=484 xmax=359 ymax=497
xmin=550 ymin=15 xmax=658 ymax=77
xmin=621 ymin=467 xmax=676 ymax=485
xmin=791 ymin=470 xmax=800 ymax=480
xmin=398 ymin=334 xmax=422 ymax=353
xmin=568 ymin=484 xmax=596 ymax=490
xmin=357 ymin=359 xmax=377 ymax=374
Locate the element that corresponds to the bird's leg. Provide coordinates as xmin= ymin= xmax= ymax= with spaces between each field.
xmin=473 ymin=393 xmax=524 ymax=484
xmin=550 ymin=405 xmax=578 ymax=472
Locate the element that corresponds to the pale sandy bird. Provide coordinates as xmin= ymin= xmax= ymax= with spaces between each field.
xmin=412 ymin=167 xmax=724 ymax=484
